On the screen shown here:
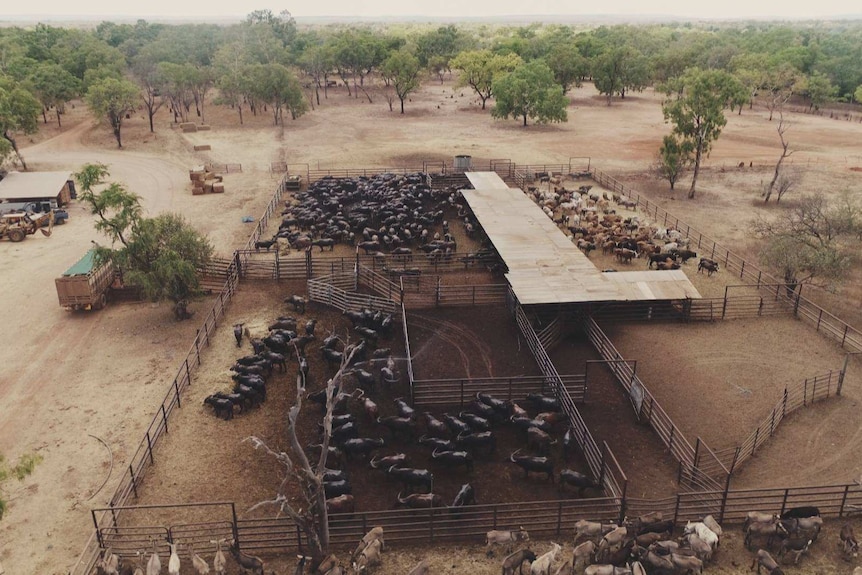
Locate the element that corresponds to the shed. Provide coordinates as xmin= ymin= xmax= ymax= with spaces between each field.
xmin=0 ymin=171 xmax=76 ymax=208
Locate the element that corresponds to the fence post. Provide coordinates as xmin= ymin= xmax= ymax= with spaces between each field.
xmin=721 ymin=286 xmax=728 ymax=320
xmin=693 ymin=438 xmax=701 ymax=470
xmin=556 ymin=502 xmax=563 ymax=535
xmin=162 ymin=404 xmax=169 ymax=434
xmin=146 ymin=431 xmax=154 ymax=464
xmin=837 ymin=484 xmax=852 ymax=518
xmin=92 ymin=509 xmax=104 ymax=548
xmin=231 ymin=503 xmax=240 ymax=550
xmin=769 ymin=408 xmax=776 ymax=436
xmin=174 ymin=379 xmax=182 ymax=408
xmin=429 ymin=508 xmax=435 ymax=542
xmin=803 ymin=378 xmax=808 ymax=406
xmin=194 ymin=333 xmax=201 ymax=365
xmin=129 ymin=464 xmax=138 ymax=498
xmin=817 ymin=309 xmax=823 ymax=331
xmin=719 ymin=467 xmax=732 ymax=524
xmin=673 ymin=493 xmax=681 ymax=526
xmin=842 ymin=325 xmax=849 ymax=348
xmin=782 ymin=389 xmax=788 ymax=418
xmin=185 ymin=359 xmax=191 ymax=386
xmin=838 ymin=354 xmax=851 ymax=396
xmin=779 ymin=489 xmax=790 ymax=516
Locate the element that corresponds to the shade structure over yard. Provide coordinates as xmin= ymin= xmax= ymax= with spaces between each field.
xmin=462 ymin=172 xmax=701 ymax=305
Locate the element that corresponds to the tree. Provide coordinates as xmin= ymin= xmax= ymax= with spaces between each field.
xmin=130 ymin=56 xmax=165 ymax=133
xmin=29 ymin=62 xmax=79 ymax=126
xmin=593 ymin=46 xmax=651 ymax=105
xmin=0 ymin=81 xmax=40 ymax=169
xmin=73 ymin=162 xmax=111 ymax=196
xmin=247 ymin=346 xmax=363 ymax=569
xmin=78 ymin=171 xmax=213 ymax=317
xmin=802 ymin=71 xmax=838 ymax=112
xmin=451 ymin=50 xmax=522 ymax=110
xmin=382 ymin=50 xmax=421 ymax=114
xmin=86 ymin=77 xmax=139 ymax=148
xmin=855 ymin=85 xmax=862 ymax=104
xmin=545 ymin=41 xmax=588 ymax=94
xmin=661 ymin=68 xmax=744 ymax=198
xmin=753 ymin=193 xmax=860 ymax=293
xmin=763 ymin=113 xmax=795 ymax=203
xmin=247 ymin=63 xmax=307 ymax=125
xmin=656 ymin=134 xmax=693 ymax=191
xmin=761 ymin=63 xmax=801 ymax=121
xmin=491 ymin=60 xmax=568 ymax=127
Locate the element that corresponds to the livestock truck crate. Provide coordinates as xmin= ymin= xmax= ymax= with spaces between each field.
xmin=55 ymin=248 xmax=115 ymax=311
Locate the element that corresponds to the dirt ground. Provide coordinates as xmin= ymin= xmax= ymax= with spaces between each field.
xmin=2 ymin=76 xmax=862 ymax=575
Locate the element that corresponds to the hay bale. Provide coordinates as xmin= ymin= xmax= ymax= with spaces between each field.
xmin=212 ymin=183 xmax=225 ymax=193
xmin=192 ymin=187 xmax=206 ymax=196
xmin=193 ymin=144 xmax=211 ymax=151
xmin=181 ymin=124 xmax=197 ymax=133
xmin=189 ymin=172 xmax=205 ymax=182
xmin=204 ymin=182 xmax=214 ymax=193
xmin=197 ymin=125 xmax=211 ymax=131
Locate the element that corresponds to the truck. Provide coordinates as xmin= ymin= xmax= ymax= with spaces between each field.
xmin=55 ymin=248 xmax=115 ymax=311
xmin=0 ymin=200 xmax=69 ymax=224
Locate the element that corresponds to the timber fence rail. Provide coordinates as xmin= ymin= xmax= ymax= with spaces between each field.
xmin=411 ymin=374 xmax=587 ymax=408
xmin=589 ymin=169 xmax=862 ymax=353
xmin=307 ymin=275 xmax=398 ymax=314
xmin=86 ymin=480 xmax=862 ymax=565
xmin=511 ymin=295 xmax=623 ymax=499
xmin=583 ymin=317 xmax=727 ymax=493
xmin=242 ymin=174 xmax=288 ymax=253
xmin=359 ymin=251 xmax=504 ymax=276
xmin=715 ymin=370 xmax=842 ymax=471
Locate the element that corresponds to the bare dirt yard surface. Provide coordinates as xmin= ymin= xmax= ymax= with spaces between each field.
xmin=1 ymin=77 xmax=862 ymax=575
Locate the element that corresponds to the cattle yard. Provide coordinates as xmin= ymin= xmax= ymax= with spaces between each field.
xmin=72 ymin=160 xmax=862 ymax=574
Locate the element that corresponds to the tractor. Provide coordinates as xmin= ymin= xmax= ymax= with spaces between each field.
xmin=0 ymin=211 xmax=54 ymax=242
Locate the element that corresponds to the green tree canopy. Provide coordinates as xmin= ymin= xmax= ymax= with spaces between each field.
xmin=29 ymin=62 xmax=80 ymax=127
xmin=78 ymin=170 xmax=213 ymax=313
xmin=85 ymin=77 xmax=139 ymax=148
xmin=0 ymin=79 xmax=41 ymax=169
xmin=382 ymin=50 xmax=421 ymax=114
xmin=753 ymin=193 xmax=861 ymax=292
xmin=545 ymin=40 xmax=589 ymax=94
xmin=593 ymin=46 xmax=652 ymax=105
xmin=247 ymin=63 xmax=307 ymax=124
xmin=656 ymin=134 xmax=693 ymax=191
xmin=491 ymin=60 xmax=568 ymax=126
xmin=451 ymin=49 xmax=522 ymax=110
xmin=661 ymin=68 xmax=744 ymax=198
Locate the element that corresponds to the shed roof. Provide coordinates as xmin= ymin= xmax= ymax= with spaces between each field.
xmin=0 ymin=171 xmax=71 ymax=201
xmin=461 ymin=172 xmax=701 ymax=305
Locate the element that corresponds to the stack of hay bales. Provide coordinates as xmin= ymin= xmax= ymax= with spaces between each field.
xmin=189 ymin=166 xmax=225 ymax=195
xmin=180 ymin=122 xmax=197 ymax=133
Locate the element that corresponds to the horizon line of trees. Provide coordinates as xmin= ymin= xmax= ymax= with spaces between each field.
xmin=3 ymin=14 xmax=862 ymax=161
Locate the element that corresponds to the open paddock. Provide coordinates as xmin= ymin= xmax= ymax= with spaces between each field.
xmin=599 ymin=318 xmax=857 ymax=485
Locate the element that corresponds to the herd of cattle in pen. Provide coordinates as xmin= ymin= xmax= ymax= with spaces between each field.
xmin=526 ymin=175 xmax=720 ymax=277
xmin=205 ymin=296 xmax=599 ymax=512
xmin=253 ymin=172 xmax=489 ymax=275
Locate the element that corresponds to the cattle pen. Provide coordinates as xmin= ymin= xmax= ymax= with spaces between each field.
xmin=69 ymin=159 xmax=861 ymax=575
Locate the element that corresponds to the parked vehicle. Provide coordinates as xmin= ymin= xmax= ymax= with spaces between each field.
xmin=55 ymin=248 xmax=115 ymax=311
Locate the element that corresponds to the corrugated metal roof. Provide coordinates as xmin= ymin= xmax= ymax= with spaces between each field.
xmin=461 ymin=172 xmax=701 ymax=304
xmin=63 ymin=248 xmax=97 ymax=277
xmin=0 ymin=171 xmax=71 ymax=201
